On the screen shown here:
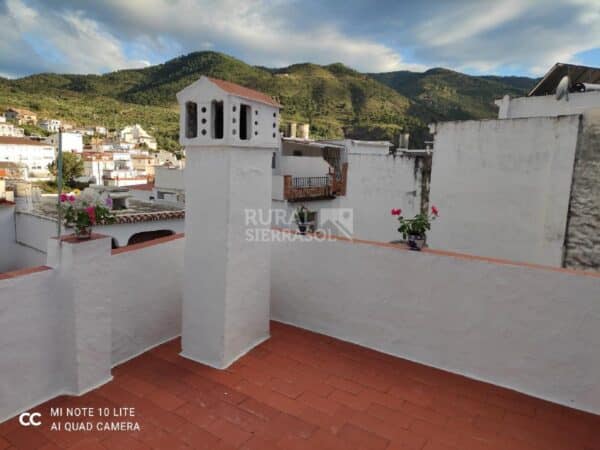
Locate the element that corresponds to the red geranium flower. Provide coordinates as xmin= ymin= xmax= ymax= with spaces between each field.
xmin=86 ymin=206 xmax=97 ymax=225
xmin=390 ymin=208 xmax=402 ymax=216
xmin=431 ymin=205 xmax=439 ymax=216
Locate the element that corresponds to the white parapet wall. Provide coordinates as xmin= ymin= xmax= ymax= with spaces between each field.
xmin=496 ymin=91 xmax=600 ymax=119
xmin=271 ymin=236 xmax=600 ymax=414
xmin=428 ymin=115 xmax=581 ymax=267
xmin=0 ymin=234 xmax=184 ymax=422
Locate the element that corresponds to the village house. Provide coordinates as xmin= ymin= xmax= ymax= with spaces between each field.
xmin=45 ymin=131 xmax=84 ymax=153
xmin=0 ymin=137 xmax=55 ymax=179
xmin=4 ymin=107 xmax=37 ymax=125
xmin=0 ymin=122 xmax=25 ymax=138
xmin=120 ymin=124 xmax=158 ymax=150
xmin=38 ymin=118 xmax=61 ymax=133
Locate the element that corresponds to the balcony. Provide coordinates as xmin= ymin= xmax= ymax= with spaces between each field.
xmin=284 ymin=175 xmax=335 ymax=201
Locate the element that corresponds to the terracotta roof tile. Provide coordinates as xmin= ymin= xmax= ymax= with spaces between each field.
xmin=207 ymin=77 xmax=281 ymax=107
xmin=0 ymin=136 xmax=52 ymax=146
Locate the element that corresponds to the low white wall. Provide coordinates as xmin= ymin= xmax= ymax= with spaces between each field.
xmin=271 ymin=237 xmax=600 ymax=414
xmin=0 ymin=235 xmax=184 ymax=422
xmin=0 ymin=206 xmax=46 ymax=272
xmin=429 ymin=116 xmax=580 ymax=266
xmin=15 ymin=211 xmax=184 ymax=249
xmin=0 ymin=268 xmax=64 ymax=423
xmin=496 ymin=91 xmax=600 ymax=119
xmin=111 ymin=238 xmax=183 ymax=365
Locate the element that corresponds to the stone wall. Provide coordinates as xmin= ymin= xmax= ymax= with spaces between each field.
xmin=564 ymin=109 xmax=600 ymax=271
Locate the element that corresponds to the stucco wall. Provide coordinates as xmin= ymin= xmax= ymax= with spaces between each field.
xmin=0 ymin=235 xmax=184 ymax=422
xmin=15 ymin=210 xmax=184 ymax=249
xmin=429 ymin=116 xmax=581 ymax=266
xmin=279 ymin=155 xmax=330 ymax=177
xmin=0 ymin=268 xmax=63 ymax=423
xmin=110 ymin=237 xmax=184 ymax=365
xmin=496 ymin=91 xmax=600 ymax=119
xmin=564 ymin=109 xmax=600 ymax=271
xmin=271 ymin=237 xmax=600 ymax=414
xmin=272 ymin=153 xmax=423 ymax=242
xmin=0 ymin=206 xmax=46 ymax=273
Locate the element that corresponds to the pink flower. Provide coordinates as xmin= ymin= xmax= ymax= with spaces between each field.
xmin=85 ymin=206 xmax=96 ymax=225
xmin=59 ymin=193 xmax=67 ymax=202
xmin=431 ymin=205 xmax=439 ymax=216
xmin=68 ymin=194 xmax=76 ymax=202
xmin=390 ymin=208 xmax=402 ymax=216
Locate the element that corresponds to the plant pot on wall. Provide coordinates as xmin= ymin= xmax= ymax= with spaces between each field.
xmin=407 ymin=234 xmax=426 ymax=251
xmin=75 ymin=226 xmax=92 ymax=240
xmin=298 ymin=223 xmax=307 ymax=235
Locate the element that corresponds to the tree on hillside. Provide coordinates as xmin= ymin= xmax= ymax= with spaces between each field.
xmin=48 ymin=152 xmax=84 ymax=187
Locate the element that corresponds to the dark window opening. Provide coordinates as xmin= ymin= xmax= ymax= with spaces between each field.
xmin=239 ymin=104 xmax=251 ymax=140
xmin=271 ymin=152 xmax=276 ymax=169
xmin=185 ymin=102 xmax=197 ymax=138
xmin=211 ymin=100 xmax=224 ymax=139
xmin=293 ymin=150 xmax=302 ymax=156
xmin=127 ymin=230 xmax=175 ymax=246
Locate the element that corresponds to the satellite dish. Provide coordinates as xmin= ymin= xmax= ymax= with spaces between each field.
xmin=556 ymin=75 xmax=570 ymax=101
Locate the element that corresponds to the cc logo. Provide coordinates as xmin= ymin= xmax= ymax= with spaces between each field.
xmin=19 ymin=412 xmax=42 ymax=426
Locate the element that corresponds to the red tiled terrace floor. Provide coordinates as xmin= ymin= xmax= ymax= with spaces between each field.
xmin=1 ymin=321 xmax=599 ymax=450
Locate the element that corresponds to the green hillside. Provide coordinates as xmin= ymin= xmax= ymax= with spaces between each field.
xmin=0 ymin=51 xmax=537 ymax=151
xmin=371 ymin=68 xmax=536 ymax=123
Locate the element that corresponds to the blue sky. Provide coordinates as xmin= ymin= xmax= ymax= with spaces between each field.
xmin=1 ymin=0 xmax=598 ymax=78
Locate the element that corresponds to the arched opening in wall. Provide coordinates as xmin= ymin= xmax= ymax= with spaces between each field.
xmin=127 ymin=230 xmax=175 ymax=246
xmin=111 ymin=238 xmax=119 ymax=249
xmin=185 ymin=102 xmax=198 ymax=138
xmin=211 ymin=100 xmax=224 ymax=139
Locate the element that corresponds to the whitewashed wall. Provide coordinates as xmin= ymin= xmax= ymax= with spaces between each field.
xmin=496 ymin=91 xmax=600 ymax=119
xmin=110 ymin=238 xmax=183 ymax=365
xmin=15 ymin=211 xmax=184 ymax=249
xmin=273 ymin=153 xmax=423 ymax=242
xmin=0 ymin=235 xmax=184 ymax=422
xmin=0 ymin=268 xmax=62 ymax=423
xmin=429 ymin=116 xmax=580 ymax=266
xmin=271 ymin=237 xmax=600 ymax=414
xmin=279 ymin=155 xmax=330 ymax=177
xmin=0 ymin=206 xmax=45 ymax=272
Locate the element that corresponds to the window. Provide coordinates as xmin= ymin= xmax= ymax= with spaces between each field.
xmin=239 ymin=104 xmax=251 ymax=140
xmin=271 ymin=152 xmax=276 ymax=169
xmin=211 ymin=100 xmax=224 ymax=139
xmin=185 ymin=102 xmax=197 ymax=138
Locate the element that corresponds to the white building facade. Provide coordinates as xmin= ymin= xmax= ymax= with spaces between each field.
xmin=0 ymin=137 xmax=55 ymax=179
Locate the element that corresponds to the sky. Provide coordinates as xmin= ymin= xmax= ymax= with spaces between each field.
xmin=0 ymin=0 xmax=599 ymax=79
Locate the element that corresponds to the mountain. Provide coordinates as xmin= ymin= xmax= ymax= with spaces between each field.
xmin=0 ymin=51 xmax=537 ymax=150
xmin=371 ymin=68 xmax=537 ymax=122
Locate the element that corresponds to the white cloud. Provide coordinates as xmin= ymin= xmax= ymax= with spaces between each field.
xmin=1 ymin=0 xmax=149 ymax=76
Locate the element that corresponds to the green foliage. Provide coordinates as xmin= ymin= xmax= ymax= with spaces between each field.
xmin=48 ymin=152 xmax=84 ymax=187
xmin=2 ymin=51 xmax=537 ymax=151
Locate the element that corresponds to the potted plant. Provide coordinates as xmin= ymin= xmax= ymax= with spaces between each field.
xmin=294 ymin=205 xmax=316 ymax=235
xmin=60 ymin=188 xmax=115 ymax=239
xmin=391 ymin=206 xmax=439 ymax=250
